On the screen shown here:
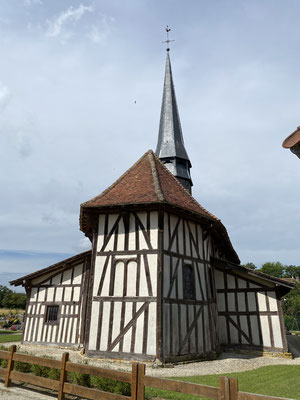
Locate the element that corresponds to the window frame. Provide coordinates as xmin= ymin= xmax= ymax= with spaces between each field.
xmin=183 ymin=264 xmax=196 ymax=300
xmin=45 ymin=304 xmax=60 ymax=324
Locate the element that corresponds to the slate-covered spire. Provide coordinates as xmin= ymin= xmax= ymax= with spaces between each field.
xmin=155 ymin=50 xmax=193 ymax=193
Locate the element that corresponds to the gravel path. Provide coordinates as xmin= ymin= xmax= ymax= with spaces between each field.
xmin=2 ymin=335 xmax=300 ymax=378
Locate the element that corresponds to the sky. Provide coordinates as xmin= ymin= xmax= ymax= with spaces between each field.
xmin=0 ymin=0 xmax=300 ymax=290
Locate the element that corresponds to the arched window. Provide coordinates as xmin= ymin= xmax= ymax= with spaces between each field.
xmin=183 ymin=265 xmax=195 ymax=300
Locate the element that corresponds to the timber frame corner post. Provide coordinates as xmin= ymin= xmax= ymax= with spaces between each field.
xmin=4 ymin=345 xmax=16 ymax=387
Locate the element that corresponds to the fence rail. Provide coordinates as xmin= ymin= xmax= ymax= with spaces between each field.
xmin=0 ymin=345 xmax=294 ymax=400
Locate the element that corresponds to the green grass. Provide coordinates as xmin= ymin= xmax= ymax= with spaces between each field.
xmin=0 ymin=333 xmax=22 ymax=343
xmin=145 ymin=365 xmax=300 ymax=400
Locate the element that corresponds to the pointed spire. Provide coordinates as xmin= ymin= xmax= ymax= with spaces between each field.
xmin=155 ymin=50 xmax=193 ymax=193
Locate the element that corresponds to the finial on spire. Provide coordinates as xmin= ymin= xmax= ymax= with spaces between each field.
xmin=162 ymin=25 xmax=174 ymax=51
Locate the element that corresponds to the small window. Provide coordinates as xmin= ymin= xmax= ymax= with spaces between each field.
xmin=45 ymin=305 xmax=59 ymax=323
xmin=183 ymin=265 xmax=196 ymax=300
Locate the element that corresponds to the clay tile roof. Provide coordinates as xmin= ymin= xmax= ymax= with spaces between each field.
xmin=282 ymin=126 xmax=300 ymax=148
xmin=80 ymin=150 xmax=218 ymax=221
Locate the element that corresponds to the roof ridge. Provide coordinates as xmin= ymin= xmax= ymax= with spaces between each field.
xmin=148 ymin=151 xmax=165 ymax=201
xmin=81 ymin=150 xmax=152 ymax=207
xmin=151 ymin=151 xmax=220 ymax=222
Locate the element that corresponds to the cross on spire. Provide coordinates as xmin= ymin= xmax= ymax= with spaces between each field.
xmin=162 ymin=25 xmax=174 ymax=51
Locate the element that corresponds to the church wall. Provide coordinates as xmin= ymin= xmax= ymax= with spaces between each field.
xmin=214 ymin=268 xmax=287 ymax=352
xmin=86 ymin=211 xmax=159 ymax=360
xmin=22 ymin=257 xmax=90 ymax=346
xmin=162 ymin=212 xmax=219 ymax=362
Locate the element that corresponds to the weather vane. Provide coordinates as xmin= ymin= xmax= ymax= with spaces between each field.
xmin=162 ymin=25 xmax=174 ymax=51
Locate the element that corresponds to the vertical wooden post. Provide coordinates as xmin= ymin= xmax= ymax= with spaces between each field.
xmin=131 ymin=363 xmax=138 ymax=400
xmin=4 ymin=345 xmax=16 ymax=387
xmin=137 ymin=363 xmax=145 ymax=400
xmin=219 ymin=376 xmax=230 ymax=400
xmin=229 ymin=377 xmax=239 ymax=400
xmin=58 ymin=352 xmax=69 ymax=400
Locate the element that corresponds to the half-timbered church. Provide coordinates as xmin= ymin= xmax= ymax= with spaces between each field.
xmin=11 ymin=48 xmax=294 ymax=362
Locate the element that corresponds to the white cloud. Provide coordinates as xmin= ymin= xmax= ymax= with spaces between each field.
xmin=87 ymin=16 xmax=115 ymax=44
xmin=0 ymin=82 xmax=11 ymax=111
xmin=15 ymin=130 xmax=33 ymax=158
xmin=46 ymin=3 xmax=93 ymax=40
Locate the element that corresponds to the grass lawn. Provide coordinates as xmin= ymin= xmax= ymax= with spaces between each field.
xmin=145 ymin=365 xmax=300 ymax=400
xmin=0 ymin=333 xmax=22 ymax=343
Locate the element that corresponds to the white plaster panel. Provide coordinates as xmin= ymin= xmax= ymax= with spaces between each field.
xmin=52 ymin=273 xmax=61 ymax=285
xmin=37 ymin=318 xmax=43 ymax=341
xmin=47 ymin=324 xmax=53 ymax=342
xmin=114 ymin=261 xmax=125 ymax=297
xmin=184 ymin=221 xmax=191 ymax=257
xmin=128 ymin=214 xmax=136 ymax=251
xmin=55 ymin=287 xmax=63 ymax=302
xmin=238 ymin=293 xmax=246 ymax=312
xmin=93 ymin=255 xmax=107 ymax=296
xmin=238 ymin=279 xmax=247 ymax=289
xmin=163 ymin=304 xmax=170 ymax=354
xmin=89 ymin=303 xmax=100 ymax=350
xmin=215 ymin=270 xmax=224 ymax=289
xmin=227 ymin=293 xmax=236 ymax=312
xmin=163 ymin=258 xmax=170 ymax=297
xmin=62 ymin=269 xmax=72 ymax=285
xmin=122 ymin=302 xmax=132 ymax=353
xmin=61 ymin=305 xmax=65 ymax=314
xmin=30 ymin=288 xmax=38 ymax=301
xmin=170 ymin=215 xmax=178 ymax=252
xmin=101 ymin=258 xmax=112 ymax=297
xmin=52 ymin=325 xmax=57 ymax=343
xmin=271 ymin=316 xmax=283 ymax=348
xmin=268 ymin=292 xmax=278 ymax=312
xmin=97 ymin=214 xmax=105 ymax=251
xmin=163 ymin=213 xmax=169 ymax=250
xmin=216 ymin=293 xmax=225 ymax=312
xmin=61 ymin=318 xmax=67 ymax=343
xmin=260 ymin=315 xmax=271 ymax=347
xmin=197 ymin=225 xmax=203 ymax=259
xmin=171 ymin=304 xmax=179 ymax=355
xmin=41 ymin=305 xmax=45 ymax=314
xmin=47 ymin=287 xmax=54 ymax=302
xmin=197 ymin=311 xmax=204 ymax=352
xmin=28 ymin=305 xmax=32 ymax=314
xmin=111 ymin=302 xmax=122 ymax=352
xmin=117 ymin=217 xmax=125 ymax=252
xmin=240 ymin=316 xmax=249 ymax=344
xmin=249 ymin=283 xmax=260 ymax=289
xmin=73 ymin=287 xmax=80 ymax=302
xmin=177 ymin=263 xmax=183 ymax=299
xmin=134 ymin=302 xmax=144 ymax=354
xmin=188 ymin=221 xmax=197 ymax=258
xmin=147 ymin=254 xmax=157 ymax=297
xmin=105 ymin=214 xmax=119 ymax=251
xmin=204 ymin=306 xmax=211 ymax=351
xmin=73 ymin=264 xmax=83 ymax=284
xmin=227 ymin=275 xmax=236 ymax=289
xmin=229 ymin=315 xmax=239 ymax=344
xmin=178 ymin=220 xmax=184 ymax=255
xmin=257 ymin=292 xmax=267 ymax=312
xmin=100 ymin=302 xmax=111 ymax=351
xmin=147 ymin=302 xmax=156 ymax=355
xmin=64 ymin=287 xmax=72 ymax=302
xmin=150 ymin=211 xmax=158 ymax=249
xmin=127 ymin=261 xmax=137 ymax=296
xmin=71 ymin=319 xmax=77 ymax=343
xmin=139 ymin=258 xmax=148 ymax=296
xmin=247 ymin=292 xmax=257 ymax=311
xmin=180 ymin=304 xmax=187 ymax=353
xmin=188 ymin=305 xmax=196 ymax=353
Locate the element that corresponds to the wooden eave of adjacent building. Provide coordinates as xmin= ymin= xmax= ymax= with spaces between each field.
xmin=212 ymin=257 xmax=295 ymax=296
xmin=9 ymin=250 xmax=92 ymax=287
xmin=80 ymin=150 xmax=240 ymax=264
xmin=282 ymin=126 xmax=300 ymax=149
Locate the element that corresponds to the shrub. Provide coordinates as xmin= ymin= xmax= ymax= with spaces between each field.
xmin=15 ymin=361 xmax=32 ymax=373
xmin=31 ymin=364 xmax=51 ymax=378
xmin=48 ymin=368 xmax=60 ymax=380
xmin=90 ymin=375 xmax=131 ymax=396
xmin=68 ymin=371 xmax=91 ymax=387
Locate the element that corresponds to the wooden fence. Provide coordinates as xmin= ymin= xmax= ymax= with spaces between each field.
xmin=0 ymin=345 xmax=293 ymax=400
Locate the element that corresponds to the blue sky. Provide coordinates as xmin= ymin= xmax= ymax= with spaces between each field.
xmin=1 ymin=0 xmax=300 ymax=289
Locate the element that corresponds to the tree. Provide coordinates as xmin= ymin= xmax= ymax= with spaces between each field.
xmin=282 ymin=283 xmax=300 ymax=315
xmin=0 ymin=285 xmax=12 ymax=307
xmin=284 ymin=265 xmax=300 ymax=279
xmin=242 ymin=262 xmax=256 ymax=270
xmin=259 ymin=262 xmax=284 ymax=278
xmin=2 ymin=291 xmax=27 ymax=310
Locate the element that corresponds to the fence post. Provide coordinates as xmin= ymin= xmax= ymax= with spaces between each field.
xmin=137 ymin=363 xmax=145 ymax=400
xmin=131 ymin=363 xmax=138 ymax=400
xmin=58 ymin=352 xmax=69 ymax=400
xmin=4 ymin=345 xmax=16 ymax=387
xmin=219 ymin=376 xmax=230 ymax=400
xmin=229 ymin=377 xmax=238 ymax=400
